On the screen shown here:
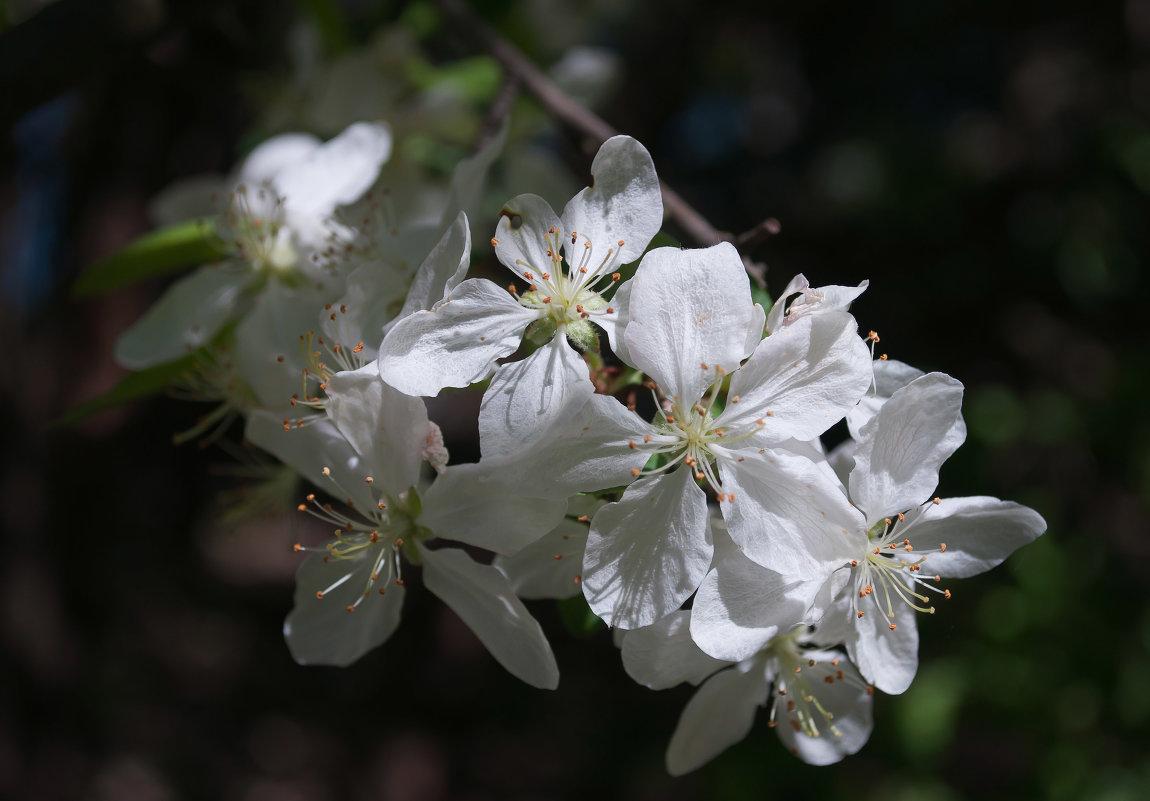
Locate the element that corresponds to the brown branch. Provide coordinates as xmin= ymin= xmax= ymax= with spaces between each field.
xmin=734 ymin=217 xmax=782 ymax=252
xmin=475 ymin=72 xmax=520 ymax=152
xmin=431 ymin=0 xmax=732 ymax=250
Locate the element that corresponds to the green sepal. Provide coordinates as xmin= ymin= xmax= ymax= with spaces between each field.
xmin=557 ymin=594 xmax=605 ymax=638
xmin=72 ymin=219 xmax=228 ymax=298
xmin=524 ymin=316 xmax=558 ymax=347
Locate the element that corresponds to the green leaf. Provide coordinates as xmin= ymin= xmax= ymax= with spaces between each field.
xmin=557 ymin=594 xmax=604 ymax=638
xmin=50 ymin=355 xmax=198 ymax=428
xmin=293 ymin=0 xmax=352 ymax=54
xmin=72 ymin=219 xmax=227 ymax=298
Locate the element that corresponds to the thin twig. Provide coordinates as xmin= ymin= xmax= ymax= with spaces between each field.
xmin=734 ymin=217 xmax=782 ymax=252
xmin=475 ymin=72 xmax=520 ymax=152
xmin=431 ymin=0 xmax=732 ymax=250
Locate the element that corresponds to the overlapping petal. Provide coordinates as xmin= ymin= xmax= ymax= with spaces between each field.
xmin=378 ymin=277 xmax=541 ymax=396
xmin=419 ymin=544 xmax=560 ymax=690
xmin=114 ymin=265 xmax=247 ymax=369
xmin=718 ymin=312 xmax=872 ymax=444
xmin=582 ymin=468 xmax=712 ymax=629
xmin=849 ymin=372 xmax=965 ymax=526
xmin=623 ymin=242 xmax=756 ymax=403
xmin=283 ymin=552 xmax=405 ymax=666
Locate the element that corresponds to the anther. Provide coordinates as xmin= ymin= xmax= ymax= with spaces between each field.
xmin=940 ymin=542 xmax=947 ymax=551
xmin=577 ymin=515 xmax=589 ymax=522
xmin=611 ymin=273 xmax=621 ymax=282
xmin=491 ymin=238 xmax=499 ymax=246
xmin=631 ymin=468 xmax=641 ymax=477
xmin=365 ymin=476 xmax=374 ymax=484
xmin=889 ymin=623 xmax=897 ymax=631
xmin=315 ymin=591 xmax=324 ymax=600
xmin=932 ymin=497 xmax=941 ymax=504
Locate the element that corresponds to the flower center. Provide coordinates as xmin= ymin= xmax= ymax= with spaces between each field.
xmin=294 ymin=471 xmax=431 ymax=612
xmin=504 ymin=226 xmax=624 ymax=337
xmin=221 ymin=184 xmax=298 ymax=274
xmin=766 ymin=631 xmax=872 ymax=741
xmin=632 ymin=368 xmax=767 ymax=497
xmin=848 ymin=505 xmax=952 ymax=628
xmin=168 ymin=342 xmax=257 ymax=445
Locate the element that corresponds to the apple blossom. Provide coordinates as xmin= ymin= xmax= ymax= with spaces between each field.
xmin=621 ymin=611 xmax=874 ymax=774
xmin=116 ymin=122 xmax=393 ymax=370
xmin=245 ymin=363 xmax=566 ymax=688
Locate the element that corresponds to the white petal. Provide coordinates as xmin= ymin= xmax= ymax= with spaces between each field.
xmin=772 ymin=651 xmax=874 ymax=765
xmin=237 ymin=133 xmax=322 ymax=187
xmin=621 ymin=610 xmax=729 ymax=690
xmin=377 ymin=278 xmax=540 ymax=396
xmin=383 ymin=210 xmax=472 ymax=337
xmin=273 ymin=122 xmax=392 ymax=217
xmin=718 ymin=312 xmax=873 ymax=444
xmin=560 ymin=135 xmax=663 ymax=267
xmin=845 ymin=358 xmax=925 ymax=440
xmin=493 ymin=193 xmax=564 ymax=282
xmin=764 ymin=274 xmax=808 ymax=334
xmin=478 ymin=335 xmax=594 ymax=460
xmin=323 ymin=260 xmax=413 ymax=360
xmin=418 ymin=462 xmax=568 ymax=555
xmin=148 ymin=174 xmax=225 ymax=226
xmin=742 ymin=302 xmax=767 ymax=358
xmin=325 ymin=363 xmax=429 ymax=494
xmin=826 ymin=439 xmax=857 ymax=489
xmin=245 ymin=410 xmax=376 ymax=512
xmin=419 ymin=544 xmax=560 ymax=689
xmin=849 ymin=372 xmax=966 ymax=526
xmin=490 ymin=393 xmax=653 ymax=498
xmin=234 ymin=281 xmax=332 ymax=414
xmin=605 ymin=276 xmax=635 ymax=363
xmin=114 ymin=265 xmax=246 ymax=369
xmin=283 ymin=552 xmax=405 ymax=666
xmin=582 ymin=468 xmax=712 ymax=629
xmin=844 ymin=583 xmax=920 ymax=694
xmin=623 ymin=243 xmax=756 ymax=404
xmin=494 ymin=514 xmax=591 ymax=599
xmin=902 ymin=496 xmax=1047 ymax=579
xmin=717 ymin=449 xmax=864 ymax=581
xmin=690 ymin=550 xmax=817 ymax=663
xmin=666 ymin=660 xmax=770 ymax=776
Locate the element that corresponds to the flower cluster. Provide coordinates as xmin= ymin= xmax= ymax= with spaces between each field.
xmin=110 ymin=126 xmax=1045 ymax=775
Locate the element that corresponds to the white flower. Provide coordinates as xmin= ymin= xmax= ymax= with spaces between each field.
xmin=116 ymin=122 xmax=392 ymax=370
xmin=764 ymin=273 xmax=869 ymax=335
xmin=621 ymin=611 xmax=874 ymax=774
xmin=697 ymin=372 xmax=1047 ymax=694
xmin=491 ymin=244 xmax=872 ymax=629
xmin=378 ymin=135 xmax=663 ymax=449
xmin=238 ymin=211 xmax=473 ymax=417
xmin=245 ymin=364 xmax=566 ymax=688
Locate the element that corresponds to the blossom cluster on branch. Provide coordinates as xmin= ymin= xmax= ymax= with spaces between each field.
xmin=106 ymin=122 xmax=1045 ymax=775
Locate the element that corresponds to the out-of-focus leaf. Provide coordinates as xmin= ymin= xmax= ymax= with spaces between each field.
xmin=404 ymin=55 xmax=502 ymax=103
xmin=293 ymin=0 xmax=352 ymax=54
xmin=50 ymin=354 xmax=197 ymax=428
xmin=72 ymin=219 xmax=226 ymax=298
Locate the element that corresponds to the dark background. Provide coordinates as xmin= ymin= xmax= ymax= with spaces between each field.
xmin=2 ymin=0 xmax=1148 ymax=798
